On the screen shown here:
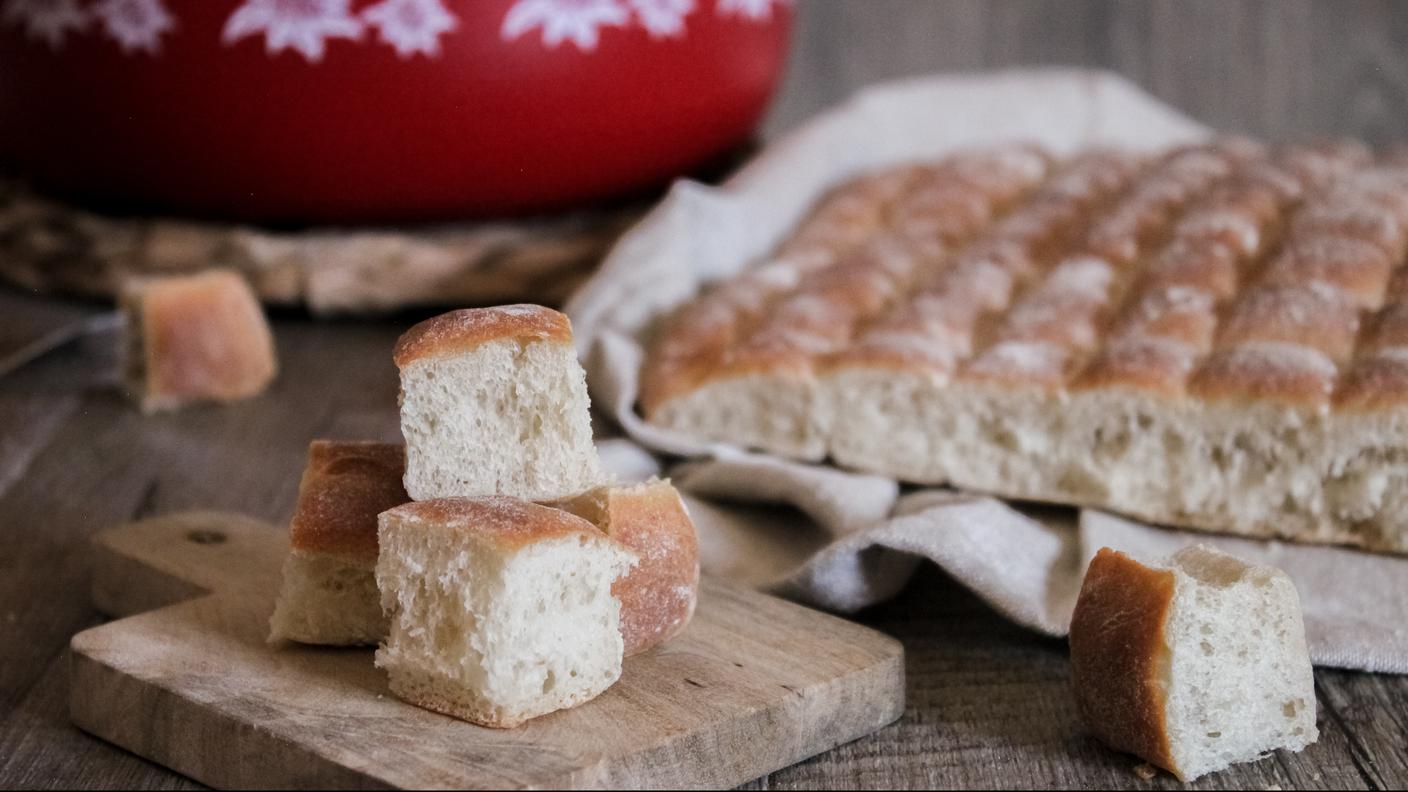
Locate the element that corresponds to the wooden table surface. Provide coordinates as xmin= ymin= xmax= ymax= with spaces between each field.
xmin=5 ymin=2 xmax=1408 ymax=788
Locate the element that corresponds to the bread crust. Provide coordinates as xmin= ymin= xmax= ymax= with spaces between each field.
xmin=549 ymin=480 xmax=700 ymax=655
xmin=1336 ymin=350 xmax=1408 ymax=411
xmin=393 ymin=304 xmax=572 ymax=368
xmin=289 ymin=440 xmax=408 ymax=558
xmin=122 ymin=270 xmax=277 ymax=412
xmin=1068 ymin=548 xmax=1178 ymax=775
xmin=381 ymin=496 xmax=621 ymax=552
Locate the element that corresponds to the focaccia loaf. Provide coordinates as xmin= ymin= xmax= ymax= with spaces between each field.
xmin=642 ymin=139 xmax=1408 ymax=554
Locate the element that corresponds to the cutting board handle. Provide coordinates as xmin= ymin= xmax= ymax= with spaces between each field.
xmin=91 ymin=511 xmax=288 ymax=619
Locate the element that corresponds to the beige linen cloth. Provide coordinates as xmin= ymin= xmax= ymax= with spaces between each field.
xmin=571 ymin=70 xmax=1408 ymax=674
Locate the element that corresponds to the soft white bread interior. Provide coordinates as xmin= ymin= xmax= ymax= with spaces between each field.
xmin=1069 ymin=545 xmax=1317 ymax=781
xmin=374 ymin=497 xmax=637 ymax=728
xmin=120 ymin=269 xmax=277 ymax=413
xmin=268 ymin=440 xmax=407 ymax=645
xmin=548 ymin=479 xmax=700 ymax=656
xmin=394 ymin=305 xmax=604 ymax=502
xmin=269 ymin=552 xmax=386 ymax=646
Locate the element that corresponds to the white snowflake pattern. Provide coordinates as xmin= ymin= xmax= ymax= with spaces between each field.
xmin=361 ymin=0 xmax=456 ymax=58
xmin=2 ymin=0 xmax=89 ymax=50
xmin=714 ymin=0 xmax=789 ymax=22
xmin=628 ymin=0 xmax=692 ymax=39
xmin=92 ymin=0 xmax=175 ymax=54
xmin=501 ymin=0 xmax=628 ymax=52
xmin=222 ymin=0 xmax=363 ymax=62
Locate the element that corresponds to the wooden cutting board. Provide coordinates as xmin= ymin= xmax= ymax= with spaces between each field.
xmin=70 ymin=512 xmax=905 ymax=789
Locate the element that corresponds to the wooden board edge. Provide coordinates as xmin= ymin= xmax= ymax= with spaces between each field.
xmin=89 ymin=511 xmax=287 ymax=619
xmin=74 ymin=512 xmax=909 ymax=789
xmin=68 ymin=638 xmax=390 ymax=790
xmin=90 ymin=534 xmax=208 ymax=620
xmin=575 ymin=639 xmax=906 ymax=789
xmin=69 ymin=617 xmax=905 ymax=790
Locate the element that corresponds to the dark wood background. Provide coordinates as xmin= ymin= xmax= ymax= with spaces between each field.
xmin=3 ymin=1 xmax=1408 ymax=789
xmin=768 ymin=0 xmax=1408 ymax=145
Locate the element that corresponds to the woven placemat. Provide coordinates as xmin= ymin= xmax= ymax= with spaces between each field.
xmin=0 ymin=181 xmax=641 ymax=314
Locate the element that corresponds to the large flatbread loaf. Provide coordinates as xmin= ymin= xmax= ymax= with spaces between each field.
xmin=642 ymin=139 xmax=1408 ymax=554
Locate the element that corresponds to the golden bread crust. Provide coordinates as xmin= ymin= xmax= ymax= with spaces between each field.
xmin=640 ymin=146 xmax=1064 ymax=415
xmin=381 ymin=496 xmax=610 ymax=551
xmin=393 ymin=305 xmax=572 ymax=368
xmin=1068 ymin=548 xmax=1179 ymax=776
xmin=646 ymin=139 xmax=1396 ymax=410
xmin=289 ymin=440 xmax=408 ymax=558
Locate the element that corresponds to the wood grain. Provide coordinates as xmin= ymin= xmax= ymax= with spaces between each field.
xmin=765 ymin=1 xmax=1408 ymax=147
xmin=70 ymin=512 xmax=905 ymax=789
xmin=7 ymin=1 xmax=1408 ymax=787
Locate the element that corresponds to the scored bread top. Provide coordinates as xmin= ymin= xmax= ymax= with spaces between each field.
xmin=393 ymin=305 xmax=573 ymax=368
xmin=549 ymin=480 xmax=700 ymax=655
xmin=1068 ymin=548 xmax=1179 ymax=776
xmin=642 ymin=139 xmax=1408 ymax=416
xmin=289 ymin=440 xmax=408 ymax=557
xmin=382 ymin=495 xmax=630 ymax=554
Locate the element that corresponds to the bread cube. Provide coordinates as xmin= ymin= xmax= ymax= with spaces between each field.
xmin=393 ymin=305 xmax=603 ymax=502
xmin=375 ymin=497 xmax=637 ymax=728
xmin=268 ymin=440 xmax=407 ymax=645
xmin=1069 ymin=545 xmax=1317 ymax=781
xmin=121 ymin=270 xmax=276 ymax=412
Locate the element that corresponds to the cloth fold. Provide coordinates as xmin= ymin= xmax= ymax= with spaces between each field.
xmin=574 ymin=69 xmax=1408 ymax=674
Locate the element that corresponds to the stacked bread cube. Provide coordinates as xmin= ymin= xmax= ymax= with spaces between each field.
xmin=268 ymin=305 xmax=699 ymax=728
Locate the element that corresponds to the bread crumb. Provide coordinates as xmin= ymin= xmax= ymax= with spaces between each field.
xmin=1133 ymin=763 xmax=1157 ymax=780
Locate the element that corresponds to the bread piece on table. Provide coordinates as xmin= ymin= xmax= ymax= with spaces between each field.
xmin=549 ymin=479 xmax=700 ymax=655
xmin=375 ymin=497 xmax=637 ymax=728
xmin=643 ymin=142 xmax=1408 ymax=555
xmin=1068 ymin=546 xmax=1317 ymax=782
xmin=268 ymin=440 xmax=408 ymax=645
xmin=394 ymin=305 xmax=603 ymax=502
xmin=120 ymin=270 xmax=276 ymax=413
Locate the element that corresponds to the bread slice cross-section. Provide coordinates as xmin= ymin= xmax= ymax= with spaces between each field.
xmin=1069 ymin=545 xmax=1318 ymax=781
xmin=374 ymin=497 xmax=638 ymax=728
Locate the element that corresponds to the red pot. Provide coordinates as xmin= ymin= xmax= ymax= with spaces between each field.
xmin=0 ymin=0 xmax=791 ymax=224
